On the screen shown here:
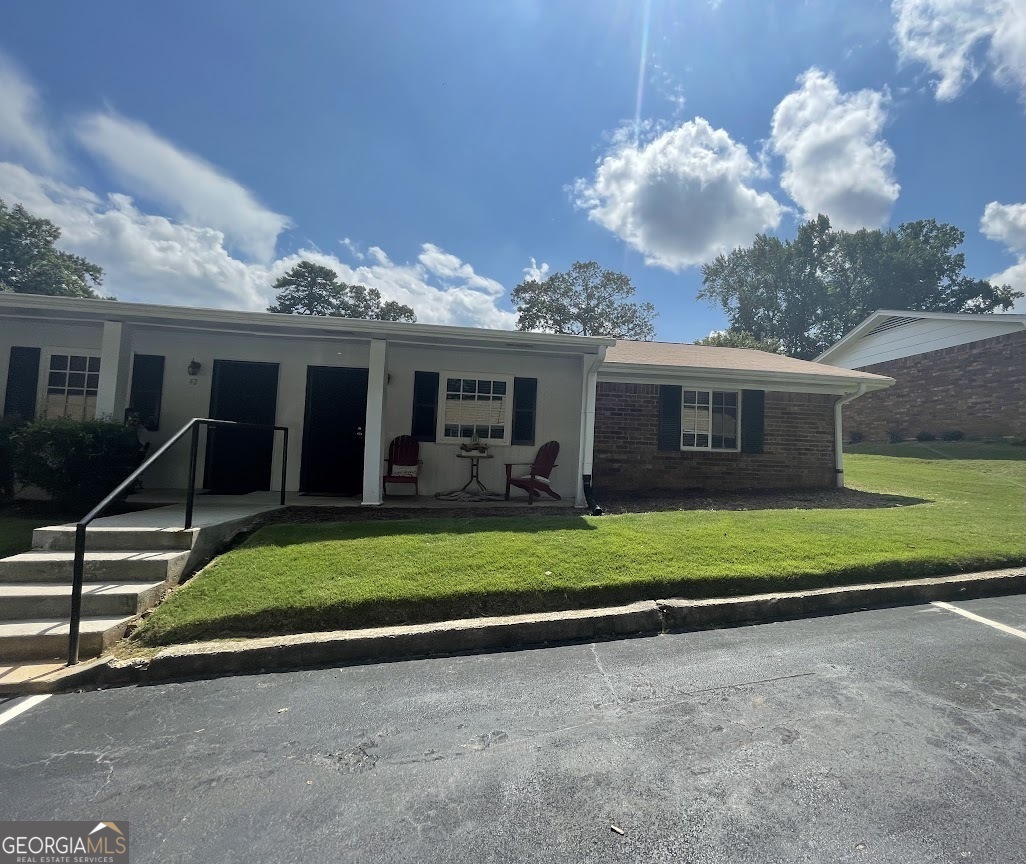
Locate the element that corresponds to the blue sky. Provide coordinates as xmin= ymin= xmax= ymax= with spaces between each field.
xmin=1 ymin=0 xmax=1023 ymax=340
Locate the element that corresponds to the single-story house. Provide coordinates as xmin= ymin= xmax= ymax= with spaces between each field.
xmin=0 ymin=294 xmax=892 ymax=505
xmin=816 ymin=310 xmax=1026 ymax=442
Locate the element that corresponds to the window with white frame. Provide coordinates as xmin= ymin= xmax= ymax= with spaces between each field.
xmin=439 ymin=374 xmax=512 ymax=443
xmin=681 ymin=389 xmax=739 ymax=450
xmin=41 ymin=352 xmax=101 ymax=420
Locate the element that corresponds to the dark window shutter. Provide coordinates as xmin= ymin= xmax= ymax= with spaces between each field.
xmin=658 ymin=385 xmax=682 ymax=451
xmin=411 ymin=371 xmax=439 ymax=441
xmin=741 ymin=389 xmax=765 ymax=453
xmin=511 ymin=377 xmax=537 ymax=446
xmin=128 ymin=354 xmax=165 ymax=431
xmin=3 ymin=347 xmax=41 ymax=420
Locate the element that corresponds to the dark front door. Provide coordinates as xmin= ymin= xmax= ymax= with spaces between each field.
xmin=205 ymin=360 xmax=280 ymax=493
xmin=301 ymin=366 xmax=368 ymax=495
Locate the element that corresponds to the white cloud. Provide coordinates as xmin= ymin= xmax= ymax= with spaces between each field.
xmin=768 ymin=69 xmax=899 ymax=230
xmin=981 ymin=201 xmax=1026 ymax=309
xmin=893 ymin=0 xmax=1026 ymax=100
xmin=522 ymin=258 xmax=550 ymax=283
xmin=0 ymin=53 xmax=60 ymax=172
xmin=417 ymin=243 xmax=505 ymax=296
xmin=0 ymin=160 xmax=521 ymax=328
xmin=0 ymin=59 xmax=520 ymax=329
xmin=572 ymin=118 xmax=783 ymax=271
xmin=75 ymin=112 xmax=289 ymax=262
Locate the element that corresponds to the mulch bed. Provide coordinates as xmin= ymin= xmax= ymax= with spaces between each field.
xmin=260 ymin=487 xmax=923 ymax=526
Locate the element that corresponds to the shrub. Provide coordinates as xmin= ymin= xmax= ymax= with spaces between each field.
xmin=848 ymin=431 xmax=864 ymax=445
xmin=941 ymin=430 xmax=965 ymax=441
xmin=10 ymin=418 xmax=146 ymax=512
xmin=887 ymin=429 xmax=904 ymax=444
xmin=0 ymin=417 xmax=26 ymax=503
xmin=915 ymin=431 xmax=936 ymax=442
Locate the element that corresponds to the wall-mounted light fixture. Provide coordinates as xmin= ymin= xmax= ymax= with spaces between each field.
xmin=187 ymin=359 xmax=202 ymax=376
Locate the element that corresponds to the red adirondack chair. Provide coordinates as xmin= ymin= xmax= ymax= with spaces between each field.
xmin=505 ymin=441 xmax=561 ymax=503
xmin=384 ymin=435 xmax=421 ymax=496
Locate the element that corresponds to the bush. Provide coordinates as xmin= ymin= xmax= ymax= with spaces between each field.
xmin=887 ymin=429 xmax=904 ymax=444
xmin=915 ymin=431 xmax=936 ymax=442
xmin=0 ymin=417 xmax=26 ymax=503
xmin=848 ymin=431 xmax=864 ymax=444
xmin=10 ymin=419 xmax=145 ymax=512
xmin=941 ymin=430 xmax=965 ymax=441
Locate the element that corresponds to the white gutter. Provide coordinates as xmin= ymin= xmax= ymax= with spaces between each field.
xmin=834 ymin=383 xmax=867 ymax=488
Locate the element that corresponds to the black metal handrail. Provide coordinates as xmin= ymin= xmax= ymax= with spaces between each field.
xmin=67 ymin=418 xmax=289 ymax=666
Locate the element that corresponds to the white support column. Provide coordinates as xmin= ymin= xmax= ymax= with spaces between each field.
xmin=95 ymin=320 xmax=131 ymax=421
xmin=575 ymin=348 xmax=605 ymax=507
xmin=362 ymin=339 xmax=388 ymax=505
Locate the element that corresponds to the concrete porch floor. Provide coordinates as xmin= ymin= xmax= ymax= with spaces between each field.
xmin=69 ymin=488 xmax=576 ymax=531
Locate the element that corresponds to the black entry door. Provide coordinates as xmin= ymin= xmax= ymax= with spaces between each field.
xmin=301 ymin=366 xmax=369 ymax=495
xmin=205 ymin=360 xmax=280 ymax=493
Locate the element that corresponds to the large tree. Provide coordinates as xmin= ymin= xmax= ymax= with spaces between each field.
xmin=694 ymin=331 xmax=782 ymax=353
xmin=267 ymin=260 xmax=416 ymax=322
xmin=699 ymin=215 xmax=1022 ymax=359
xmin=0 ymin=198 xmax=105 ymax=298
xmin=512 ymin=260 xmax=656 ymax=339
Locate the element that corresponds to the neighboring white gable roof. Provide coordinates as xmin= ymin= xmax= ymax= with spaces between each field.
xmin=815 ymin=310 xmax=1026 ymax=369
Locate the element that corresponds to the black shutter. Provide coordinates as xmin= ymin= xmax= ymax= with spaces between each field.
xmin=741 ymin=389 xmax=765 ymax=453
xmin=658 ymin=385 xmax=682 ymax=451
xmin=411 ymin=371 xmax=439 ymax=441
xmin=3 ymin=347 xmax=41 ymax=420
xmin=128 ymin=354 xmax=165 ymax=431
xmin=511 ymin=377 xmax=537 ymax=446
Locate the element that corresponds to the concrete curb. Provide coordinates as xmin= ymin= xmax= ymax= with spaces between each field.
xmin=657 ymin=568 xmax=1026 ymax=630
xmin=6 ymin=566 xmax=1023 ymax=694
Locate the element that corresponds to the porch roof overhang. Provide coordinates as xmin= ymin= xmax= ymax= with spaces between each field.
xmin=0 ymin=294 xmax=615 ymax=357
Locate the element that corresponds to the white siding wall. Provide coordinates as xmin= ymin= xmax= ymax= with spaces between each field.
xmin=1 ymin=320 xmax=586 ymax=499
xmin=130 ymin=328 xmax=369 ymax=490
xmin=830 ymin=317 xmax=1025 ymax=369
xmin=0 ymin=319 xmax=104 ymax=416
xmin=384 ymin=345 xmax=584 ymax=500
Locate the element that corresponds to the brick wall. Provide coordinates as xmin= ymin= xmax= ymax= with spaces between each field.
xmin=843 ymin=330 xmax=1026 ymax=442
xmin=593 ymin=383 xmax=839 ymax=492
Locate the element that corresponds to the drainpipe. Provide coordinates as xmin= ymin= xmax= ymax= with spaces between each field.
xmin=578 ymin=346 xmax=606 ymax=515
xmin=834 ymin=383 xmax=867 ymax=488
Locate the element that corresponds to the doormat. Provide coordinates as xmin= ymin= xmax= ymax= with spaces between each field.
xmin=434 ymin=490 xmax=507 ymax=503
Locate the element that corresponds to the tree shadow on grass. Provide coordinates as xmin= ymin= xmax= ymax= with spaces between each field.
xmin=245 ymin=510 xmax=598 ymax=548
xmin=848 ymin=442 xmax=1026 ymax=461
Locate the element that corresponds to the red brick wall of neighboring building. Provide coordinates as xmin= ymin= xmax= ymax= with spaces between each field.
xmin=842 ymin=330 xmax=1026 ymax=442
xmin=593 ymin=384 xmax=839 ymax=492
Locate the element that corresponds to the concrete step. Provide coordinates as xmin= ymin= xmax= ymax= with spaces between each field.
xmin=0 ymin=550 xmax=190 ymax=584
xmin=33 ymin=525 xmax=196 ymax=553
xmin=0 ymin=582 xmax=165 ymax=620
xmin=0 ymin=617 xmax=135 ymax=661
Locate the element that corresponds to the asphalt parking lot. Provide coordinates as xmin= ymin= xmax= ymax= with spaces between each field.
xmin=2 ymin=594 xmax=1024 ymax=864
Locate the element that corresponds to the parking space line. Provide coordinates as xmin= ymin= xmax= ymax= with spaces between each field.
xmin=932 ymin=601 xmax=1026 ymax=641
xmin=0 ymin=694 xmax=51 ymax=727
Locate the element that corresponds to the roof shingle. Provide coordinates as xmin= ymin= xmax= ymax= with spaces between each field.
xmin=605 ymin=340 xmax=891 ymax=381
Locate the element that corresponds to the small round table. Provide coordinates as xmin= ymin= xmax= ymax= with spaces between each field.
xmin=454 ymin=450 xmax=493 ymax=494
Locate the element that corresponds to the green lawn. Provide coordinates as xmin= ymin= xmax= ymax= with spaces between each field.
xmin=0 ymin=512 xmax=53 ymax=559
xmin=133 ymin=443 xmax=1026 ymax=646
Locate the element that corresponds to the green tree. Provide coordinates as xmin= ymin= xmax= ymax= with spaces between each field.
xmin=699 ymin=215 xmax=1022 ymax=359
xmin=694 ymin=331 xmax=782 ymax=353
xmin=0 ymin=198 xmax=105 ymax=298
xmin=267 ymin=260 xmax=416 ymax=322
xmin=512 ymin=261 xmax=656 ymax=339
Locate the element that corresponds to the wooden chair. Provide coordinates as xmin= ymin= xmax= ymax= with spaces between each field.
xmin=505 ymin=441 xmax=561 ymax=504
xmin=384 ymin=435 xmax=421 ymax=496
